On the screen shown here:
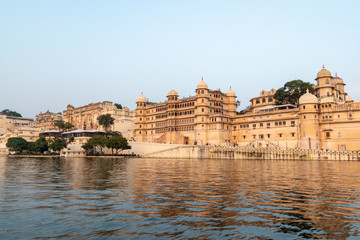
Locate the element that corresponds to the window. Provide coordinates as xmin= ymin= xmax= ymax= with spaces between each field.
xmin=202 ymin=108 xmax=204 ymax=112
xmin=243 ymin=135 xmax=246 ymax=139
xmin=275 ymin=122 xmax=278 ymax=126
xmin=267 ymin=123 xmax=270 ymax=127
xmin=253 ymin=135 xmax=256 ymax=139
xmin=279 ymin=133 xmax=282 ymax=138
xmin=291 ymin=133 xmax=295 ymax=137
xmin=262 ymin=98 xmax=266 ymax=103
xmin=291 ymin=121 xmax=295 ymax=126
xmin=260 ymin=123 xmax=263 ymax=127
xmin=268 ymin=97 xmax=273 ymax=102
xmin=253 ymin=124 xmax=256 ymax=128
xmin=259 ymin=134 xmax=264 ymax=139
xmin=326 ymin=132 xmax=330 ymax=138
xmin=314 ymin=105 xmax=317 ymax=109
xmin=267 ymin=134 xmax=271 ymax=138
xmin=303 ymin=106 xmax=306 ymax=109
xmin=256 ymin=100 xmax=260 ymax=104
xmin=304 ymin=115 xmax=306 ymax=119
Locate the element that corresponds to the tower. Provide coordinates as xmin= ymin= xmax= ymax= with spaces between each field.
xmin=299 ymin=89 xmax=320 ymax=149
xmin=135 ymin=92 xmax=147 ymax=142
xmin=226 ymin=86 xmax=237 ymax=117
xmin=195 ymin=77 xmax=209 ymax=144
xmin=315 ymin=65 xmax=335 ymax=98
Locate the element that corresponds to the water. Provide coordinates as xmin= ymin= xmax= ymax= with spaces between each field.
xmin=1 ymin=157 xmax=360 ymax=239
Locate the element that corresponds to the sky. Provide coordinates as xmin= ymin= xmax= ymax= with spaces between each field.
xmin=1 ymin=0 xmax=359 ymax=118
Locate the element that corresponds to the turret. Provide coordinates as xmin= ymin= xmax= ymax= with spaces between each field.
xmin=299 ymin=89 xmax=320 ymax=149
xmin=226 ymin=86 xmax=237 ymax=117
xmin=315 ymin=65 xmax=335 ymax=98
xmin=135 ymin=92 xmax=147 ymax=141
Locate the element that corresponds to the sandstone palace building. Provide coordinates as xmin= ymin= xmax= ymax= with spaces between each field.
xmin=135 ymin=66 xmax=360 ymax=151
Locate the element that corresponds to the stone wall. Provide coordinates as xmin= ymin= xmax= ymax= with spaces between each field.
xmin=143 ymin=145 xmax=360 ymax=161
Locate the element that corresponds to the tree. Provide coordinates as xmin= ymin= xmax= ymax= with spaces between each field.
xmin=1 ymin=109 xmax=22 ymax=117
xmin=236 ymin=100 xmax=241 ymax=109
xmin=88 ymin=135 xmax=107 ymax=154
xmin=97 ymin=114 xmax=115 ymax=132
xmin=273 ymin=80 xmax=314 ymax=105
xmin=105 ymin=134 xmax=131 ymax=155
xmin=55 ymin=121 xmax=74 ymax=131
xmin=114 ymin=103 xmax=123 ymax=109
xmin=54 ymin=121 xmax=65 ymax=130
xmin=34 ymin=137 xmax=49 ymax=153
xmin=6 ymin=137 xmax=28 ymax=152
xmin=48 ymin=137 xmax=67 ymax=152
xmin=64 ymin=122 xmax=74 ymax=130
xmin=81 ymin=141 xmax=94 ymax=155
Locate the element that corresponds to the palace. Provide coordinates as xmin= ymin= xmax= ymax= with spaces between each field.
xmin=135 ymin=78 xmax=237 ymax=145
xmin=35 ymin=110 xmax=62 ymax=130
xmin=62 ymin=101 xmax=136 ymax=139
xmin=135 ymin=66 xmax=360 ymax=151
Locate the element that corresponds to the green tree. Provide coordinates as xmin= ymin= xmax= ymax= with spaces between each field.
xmin=114 ymin=103 xmax=123 ymax=109
xmin=81 ymin=141 xmax=94 ymax=155
xmin=34 ymin=137 xmax=49 ymax=153
xmin=6 ymin=137 xmax=28 ymax=153
xmin=55 ymin=121 xmax=74 ymax=131
xmin=273 ymin=80 xmax=314 ymax=105
xmin=105 ymin=134 xmax=131 ymax=155
xmin=64 ymin=122 xmax=74 ymax=130
xmin=48 ymin=137 xmax=67 ymax=152
xmin=1 ymin=109 xmax=22 ymax=117
xmin=97 ymin=114 xmax=115 ymax=132
xmin=88 ymin=135 xmax=107 ymax=154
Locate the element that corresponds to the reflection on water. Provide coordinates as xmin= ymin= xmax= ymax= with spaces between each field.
xmin=1 ymin=157 xmax=360 ymax=239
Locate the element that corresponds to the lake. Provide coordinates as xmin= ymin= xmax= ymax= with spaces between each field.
xmin=1 ymin=157 xmax=360 ymax=239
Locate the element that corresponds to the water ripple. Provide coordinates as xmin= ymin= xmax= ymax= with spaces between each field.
xmin=1 ymin=157 xmax=360 ymax=239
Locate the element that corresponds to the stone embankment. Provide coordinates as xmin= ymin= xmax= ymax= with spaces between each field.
xmin=142 ymin=145 xmax=360 ymax=161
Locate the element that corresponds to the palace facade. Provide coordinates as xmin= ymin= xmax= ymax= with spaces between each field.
xmin=0 ymin=115 xmax=41 ymax=155
xmin=135 ymin=66 xmax=360 ymax=151
xmin=62 ymin=101 xmax=136 ymax=139
xmin=35 ymin=110 xmax=62 ymax=130
xmin=135 ymin=78 xmax=237 ymax=145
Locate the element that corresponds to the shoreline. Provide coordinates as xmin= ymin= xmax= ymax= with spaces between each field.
xmin=4 ymin=155 xmax=139 ymax=159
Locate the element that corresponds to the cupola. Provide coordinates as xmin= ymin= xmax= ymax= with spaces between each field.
xmin=299 ymin=89 xmax=318 ymax=104
xmin=197 ymin=77 xmax=208 ymax=89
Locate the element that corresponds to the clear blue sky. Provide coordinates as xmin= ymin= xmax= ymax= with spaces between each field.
xmin=1 ymin=0 xmax=359 ymax=118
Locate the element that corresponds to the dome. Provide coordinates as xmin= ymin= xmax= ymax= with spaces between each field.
xmin=137 ymin=92 xmax=146 ymax=102
xmin=197 ymin=77 xmax=208 ymax=89
xmin=299 ymin=89 xmax=318 ymax=104
xmin=333 ymin=73 xmax=344 ymax=84
xmin=316 ymin=65 xmax=332 ymax=79
xmin=167 ymin=89 xmax=178 ymax=96
xmin=226 ymin=86 xmax=236 ymax=97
